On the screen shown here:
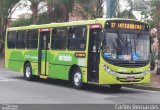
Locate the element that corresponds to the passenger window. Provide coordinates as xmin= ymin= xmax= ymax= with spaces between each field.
xmin=16 ymin=31 xmax=26 ymax=49
xmin=27 ymin=30 xmax=38 ymax=49
xmin=52 ymin=28 xmax=68 ymax=50
xmin=68 ymin=26 xmax=87 ymax=50
xmin=7 ymin=31 xmax=17 ymax=49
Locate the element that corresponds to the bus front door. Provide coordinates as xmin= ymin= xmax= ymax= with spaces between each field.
xmin=88 ymin=29 xmax=101 ymax=83
xmin=38 ymin=29 xmax=50 ymax=76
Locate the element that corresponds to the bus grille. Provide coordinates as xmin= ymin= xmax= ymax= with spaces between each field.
xmin=118 ymin=72 xmax=142 ymax=75
xmin=106 ymin=59 xmax=149 ymax=68
xmin=115 ymin=63 xmax=147 ymax=68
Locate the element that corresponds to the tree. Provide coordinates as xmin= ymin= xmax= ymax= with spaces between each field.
xmin=95 ymin=0 xmax=104 ymax=18
xmin=44 ymin=0 xmax=75 ymax=22
xmin=75 ymin=0 xmax=104 ymax=19
xmin=54 ymin=0 xmax=75 ymax=22
xmin=11 ymin=18 xmax=32 ymax=27
xmin=153 ymin=1 xmax=160 ymax=74
xmin=137 ymin=0 xmax=160 ymax=74
xmin=28 ymin=0 xmax=43 ymax=24
xmin=28 ymin=0 xmax=104 ymax=23
xmin=115 ymin=0 xmax=136 ymax=19
xmin=0 ymin=0 xmax=20 ymax=53
xmin=45 ymin=0 xmax=55 ymax=22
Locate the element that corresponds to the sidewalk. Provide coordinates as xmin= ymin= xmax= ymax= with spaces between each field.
xmin=127 ymin=69 xmax=160 ymax=91
xmin=147 ymin=70 xmax=160 ymax=88
xmin=0 ymin=58 xmax=4 ymax=68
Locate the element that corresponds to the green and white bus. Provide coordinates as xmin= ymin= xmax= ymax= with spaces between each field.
xmin=5 ymin=18 xmax=150 ymax=89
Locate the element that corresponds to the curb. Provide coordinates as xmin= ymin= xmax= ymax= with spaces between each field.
xmin=124 ymin=84 xmax=160 ymax=91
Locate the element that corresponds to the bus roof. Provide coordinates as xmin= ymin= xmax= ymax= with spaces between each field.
xmin=7 ymin=18 xmax=148 ymax=31
xmin=7 ymin=19 xmax=96 ymax=31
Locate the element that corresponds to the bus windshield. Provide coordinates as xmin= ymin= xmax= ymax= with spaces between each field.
xmin=102 ymin=32 xmax=150 ymax=61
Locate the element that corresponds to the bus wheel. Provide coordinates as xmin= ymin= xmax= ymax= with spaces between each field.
xmin=72 ymin=68 xmax=83 ymax=89
xmin=109 ymin=85 xmax=122 ymax=91
xmin=24 ymin=63 xmax=33 ymax=81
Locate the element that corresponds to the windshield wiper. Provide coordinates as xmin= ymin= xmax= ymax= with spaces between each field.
xmin=134 ymin=31 xmax=143 ymax=54
xmin=117 ymin=29 xmax=126 ymax=45
xmin=133 ymin=37 xmax=137 ymax=55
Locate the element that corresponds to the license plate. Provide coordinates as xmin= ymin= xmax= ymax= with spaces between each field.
xmin=127 ymin=77 xmax=135 ymax=81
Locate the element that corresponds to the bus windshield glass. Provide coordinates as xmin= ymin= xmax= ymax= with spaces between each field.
xmin=102 ymin=32 xmax=150 ymax=61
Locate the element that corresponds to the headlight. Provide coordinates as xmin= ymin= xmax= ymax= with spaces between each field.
xmin=103 ymin=64 xmax=117 ymax=75
xmin=142 ymin=69 xmax=150 ymax=75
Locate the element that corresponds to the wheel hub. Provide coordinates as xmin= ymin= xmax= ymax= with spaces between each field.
xmin=26 ymin=66 xmax=31 ymax=78
xmin=74 ymin=72 xmax=82 ymax=86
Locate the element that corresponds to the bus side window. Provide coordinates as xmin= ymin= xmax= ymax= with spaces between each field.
xmin=16 ymin=31 xmax=26 ymax=49
xmin=7 ymin=31 xmax=16 ymax=49
xmin=27 ymin=30 xmax=38 ymax=49
xmin=51 ymin=28 xmax=68 ymax=50
xmin=68 ymin=27 xmax=78 ymax=49
xmin=68 ymin=26 xmax=87 ymax=51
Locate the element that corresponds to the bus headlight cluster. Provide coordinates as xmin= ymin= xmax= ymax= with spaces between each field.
xmin=103 ymin=64 xmax=117 ymax=75
xmin=141 ymin=69 xmax=150 ymax=76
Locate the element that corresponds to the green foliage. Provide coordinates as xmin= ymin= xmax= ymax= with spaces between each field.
xmin=0 ymin=0 xmax=20 ymax=16
xmin=38 ymin=12 xmax=49 ymax=24
xmin=140 ymin=0 xmax=160 ymax=28
xmin=0 ymin=0 xmax=20 ymax=53
xmin=11 ymin=12 xmax=49 ymax=26
xmin=11 ymin=18 xmax=32 ymax=27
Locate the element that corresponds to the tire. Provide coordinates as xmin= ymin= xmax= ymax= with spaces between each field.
xmin=71 ymin=68 xmax=83 ymax=89
xmin=109 ymin=85 xmax=122 ymax=91
xmin=24 ymin=63 xmax=34 ymax=81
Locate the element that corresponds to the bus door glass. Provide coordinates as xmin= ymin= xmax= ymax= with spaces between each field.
xmin=88 ymin=24 xmax=102 ymax=83
xmin=38 ymin=29 xmax=51 ymax=76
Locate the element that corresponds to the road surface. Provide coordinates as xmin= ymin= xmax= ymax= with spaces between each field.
xmin=0 ymin=68 xmax=159 ymax=104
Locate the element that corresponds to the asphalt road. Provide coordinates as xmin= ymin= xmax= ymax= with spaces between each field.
xmin=0 ymin=68 xmax=160 ymax=104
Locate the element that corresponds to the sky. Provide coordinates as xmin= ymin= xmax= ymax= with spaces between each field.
xmin=12 ymin=10 xmax=31 ymax=19
xmin=12 ymin=0 xmax=31 ymax=19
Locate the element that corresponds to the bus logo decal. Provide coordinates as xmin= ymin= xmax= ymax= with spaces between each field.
xmin=25 ymin=55 xmax=38 ymax=60
xmin=130 ymin=71 xmax=134 ymax=75
xmin=58 ymin=54 xmax=72 ymax=62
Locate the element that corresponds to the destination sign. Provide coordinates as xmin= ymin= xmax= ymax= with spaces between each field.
xmin=105 ymin=21 xmax=149 ymax=31
xmin=111 ymin=22 xmax=143 ymax=30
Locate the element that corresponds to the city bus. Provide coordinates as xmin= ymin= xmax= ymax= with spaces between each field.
xmin=5 ymin=18 xmax=150 ymax=89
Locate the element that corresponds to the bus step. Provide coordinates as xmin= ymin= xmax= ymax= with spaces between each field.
xmin=92 ymin=70 xmax=98 ymax=73
xmin=88 ymin=81 xmax=99 ymax=85
xmin=40 ymin=75 xmax=48 ymax=79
